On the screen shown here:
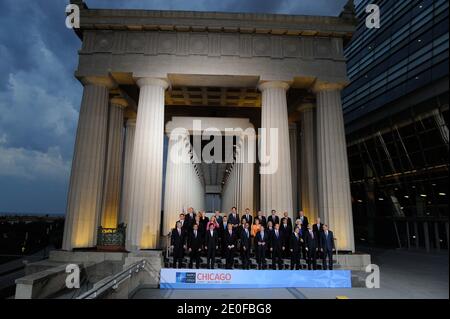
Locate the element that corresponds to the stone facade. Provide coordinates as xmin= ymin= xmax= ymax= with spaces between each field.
xmin=63 ymin=2 xmax=357 ymax=252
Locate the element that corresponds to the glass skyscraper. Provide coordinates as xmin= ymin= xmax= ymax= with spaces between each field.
xmin=343 ymin=0 xmax=449 ymax=249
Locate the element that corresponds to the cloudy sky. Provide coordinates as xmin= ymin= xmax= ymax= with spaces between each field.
xmin=0 ymin=0 xmax=349 ymax=215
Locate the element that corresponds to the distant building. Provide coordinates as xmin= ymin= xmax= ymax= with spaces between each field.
xmin=343 ymin=0 xmax=449 ymax=249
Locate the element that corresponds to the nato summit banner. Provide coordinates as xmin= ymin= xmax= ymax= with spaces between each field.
xmin=160 ymin=269 xmax=351 ymax=289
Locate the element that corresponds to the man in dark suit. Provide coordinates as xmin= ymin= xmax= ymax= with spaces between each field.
xmin=228 ymin=207 xmax=239 ymax=227
xmin=240 ymin=222 xmax=252 ymax=269
xmin=224 ymin=223 xmax=237 ymax=269
xmin=313 ymin=217 xmax=324 ymax=258
xmin=268 ymin=210 xmax=279 ymax=226
xmin=312 ymin=217 xmax=324 ymax=235
xmin=237 ymin=218 xmax=246 ymax=240
xmin=214 ymin=210 xmax=223 ymax=225
xmin=281 ymin=212 xmax=293 ymax=230
xmin=219 ymin=215 xmax=229 ymax=257
xmin=187 ymin=224 xmax=203 ymax=269
xmin=270 ymin=224 xmax=284 ymax=269
xmin=185 ymin=207 xmax=196 ymax=228
xmin=255 ymin=225 xmax=268 ymax=269
xmin=304 ymin=224 xmax=319 ymax=270
xmin=290 ymin=227 xmax=303 ymax=270
xmin=256 ymin=211 xmax=267 ymax=227
xmin=266 ymin=220 xmax=274 ymax=261
xmin=297 ymin=210 xmax=309 ymax=232
xmin=320 ymin=224 xmax=335 ymax=270
xmin=193 ymin=215 xmax=205 ymax=241
xmin=175 ymin=213 xmax=188 ymax=231
xmin=171 ymin=221 xmax=186 ymax=268
xmin=241 ymin=208 xmax=253 ymax=226
xmin=280 ymin=216 xmax=292 ymax=258
xmin=205 ymin=223 xmax=219 ymax=269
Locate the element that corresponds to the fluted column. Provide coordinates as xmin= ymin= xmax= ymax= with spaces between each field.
xmin=163 ymin=131 xmax=190 ymax=234
xmin=258 ymin=81 xmax=293 ymax=218
xmin=240 ymin=132 xmax=255 ymax=211
xmin=315 ymin=82 xmax=355 ymax=252
xmin=127 ymin=77 xmax=169 ymax=251
xmin=191 ymin=151 xmax=205 ymax=211
xmin=299 ymin=104 xmax=319 ymax=222
xmin=101 ymin=98 xmax=126 ymax=229
xmin=221 ymin=163 xmax=237 ymax=212
xmin=193 ymin=162 xmax=205 ymax=210
xmin=63 ymin=81 xmax=112 ymax=250
xmin=235 ymin=139 xmax=243 ymax=212
xmin=119 ymin=118 xmax=136 ymax=226
xmin=289 ymin=123 xmax=298 ymax=215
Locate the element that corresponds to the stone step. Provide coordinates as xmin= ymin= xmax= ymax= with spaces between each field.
xmin=164 ymin=256 xmax=340 ymax=270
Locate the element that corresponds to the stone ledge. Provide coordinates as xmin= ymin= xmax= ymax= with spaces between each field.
xmin=49 ymin=250 xmax=127 ymax=263
xmin=337 ymin=254 xmax=371 ymax=271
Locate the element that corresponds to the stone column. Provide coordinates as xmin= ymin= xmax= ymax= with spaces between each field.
xmin=222 ymin=164 xmax=236 ymax=213
xmin=119 ymin=118 xmax=136 ymax=226
xmin=314 ymin=82 xmax=355 ymax=252
xmin=258 ymin=81 xmax=293 ymax=218
xmin=299 ymin=103 xmax=319 ymax=222
xmin=289 ymin=123 xmax=298 ymax=215
xmin=240 ymin=132 xmax=255 ymax=212
xmin=62 ymin=79 xmax=113 ymax=250
xmin=101 ymin=98 xmax=126 ymax=229
xmin=126 ymin=77 xmax=169 ymax=251
xmin=163 ymin=131 xmax=189 ymax=234
xmin=235 ymin=139 xmax=243 ymax=212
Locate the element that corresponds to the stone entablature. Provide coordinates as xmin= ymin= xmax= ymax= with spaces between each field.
xmin=74 ymin=5 xmax=355 ymax=86
xmin=76 ymin=30 xmax=349 ymax=85
xmin=81 ymin=30 xmax=345 ymax=61
xmin=75 ymin=6 xmax=355 ymax=37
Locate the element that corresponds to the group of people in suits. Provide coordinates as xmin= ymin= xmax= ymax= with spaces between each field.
xmin=170 ymin=207 xmax=335 ymax=270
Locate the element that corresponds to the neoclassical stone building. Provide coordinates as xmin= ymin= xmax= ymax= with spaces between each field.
xmin=63 ymin=0 xmax=357 ymax=252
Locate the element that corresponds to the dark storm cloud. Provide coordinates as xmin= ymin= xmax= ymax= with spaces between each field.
xmin=0 ymin=0 xmax=350 ymax=214
xmin=88 ymin=0 xmax=348 ymax=16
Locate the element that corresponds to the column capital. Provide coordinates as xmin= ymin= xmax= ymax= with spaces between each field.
xmin=297 ymin=103 xmax=315 ymax=112
xmin=110 ymin=97 xmax=128 ymax=109
xmin=126 ymin=118 xmax=136 ymax=127
xmin=80 ymin=76 xmax=117 ymax=89
xmin=258 ymin=81 xmax=290 ymax=92
xmin=312 ymin=81 xmax=346 ymax=93
xmin=136 ymin=77 xmax=170 ymax=89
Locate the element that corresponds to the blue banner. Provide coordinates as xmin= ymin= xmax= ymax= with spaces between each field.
xmin=160 ymin=269 xmax=351 ymax=289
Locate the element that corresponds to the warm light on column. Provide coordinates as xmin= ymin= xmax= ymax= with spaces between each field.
xmin=299 ymin=103 xmax=319 ymax=222
xmin=314 ymin=81 xmax=355 ymax=252
xmin=119 ymin=118 xmax=136 ymax=226
xmin=63 ymin=79 xmax=112 ymax=251
xmin=126 ymin=77 xmax=169 ymax=251
xmin=258 ymin=81 xmax=294 ymax=218
xmin=163 ymin=129 xmax=190 ymax=234
xmin=101 ymin=97 xmax=127 ymax=229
